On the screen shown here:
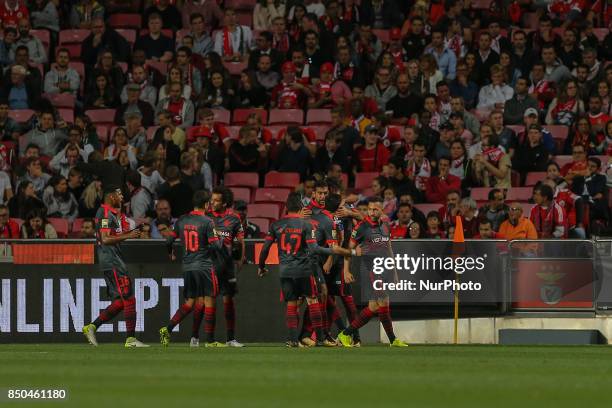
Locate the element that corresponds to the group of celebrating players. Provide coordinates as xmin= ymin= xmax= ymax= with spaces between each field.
xmin=82 ymin=179 xmax=407 ymax=348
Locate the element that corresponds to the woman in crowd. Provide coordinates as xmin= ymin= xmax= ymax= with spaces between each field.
xmin=546 ymin=79 xmax=584 ymax=127
xmin=42 ymin=175 xmax=79 ymax=220
xmin=149 ymin=126 xmax=181 ymax=169
xmin=159 ymin=66 xmax=192 ymax=101
xmin=253 ymin=0 xmax=285 ymax=31
xmin=78 ymin=180 xmax=102 ymax=218
xmin=8 ymin=181 xmax=46 ymax=220
xmin=104 ymin=127 xmax=137 ymax=169
xmin=236 ymin=70 xmax=268 ymax=109
xmin=20 ymin=209 xmax=57 ymax=239
xmin=85 ymin=73 xmax=120 ymax=110
xmin=197 ymin=70 xmax=236 ymax=110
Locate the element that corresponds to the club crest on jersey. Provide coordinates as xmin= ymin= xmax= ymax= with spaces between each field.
xmin=101 ymin=219 xmax=109 ymax=228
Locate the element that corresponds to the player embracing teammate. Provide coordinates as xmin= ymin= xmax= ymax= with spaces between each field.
xmin=159 ymin=190 xmax=225 ymax=347
xmin=258 ymin=192 xmax=360 ymax=347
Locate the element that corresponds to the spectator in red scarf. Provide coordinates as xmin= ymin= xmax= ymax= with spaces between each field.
xmin=528 ymin=62 xmax=555 ymax=110
xmin=530 ymin=184 xmax=567 ymax=238
xmin=213 ymin=8 xmax=253 ymax=62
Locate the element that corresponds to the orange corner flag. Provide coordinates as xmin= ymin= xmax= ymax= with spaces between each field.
xmin=453 ymin=216 xmax=465 ymax=243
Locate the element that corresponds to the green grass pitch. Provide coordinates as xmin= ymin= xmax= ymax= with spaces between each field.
xmin=1 ymin=344 xmax=612 ymax=407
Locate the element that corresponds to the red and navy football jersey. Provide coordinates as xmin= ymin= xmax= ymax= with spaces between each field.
xmin=260 ymin=214 xmax=333 ymax=278
xmin=350 ymin=217 xmax=391 ymax=256
xmin=172 ymin=210 xmax=219 ymax=271
xmin=95 ymin=204 xmax=127 ymax=272
xmin=208 ymin=209 xmax=244 ymax=255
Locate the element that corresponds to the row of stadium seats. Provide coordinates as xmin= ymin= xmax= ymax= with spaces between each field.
xmin=11 ymin=217 xmax=72 ymax=237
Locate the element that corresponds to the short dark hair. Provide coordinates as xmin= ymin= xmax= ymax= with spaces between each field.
xmin=314 ymin=179 xmax=328 ymax=190
xmin=367 ymin=196 xmax=384 ymax=205
xmin=535 ymin=184 xmax=554 ymax=201
xmin=488 ymin=188 xmax=502 ymax=201
xmin=193 ymin=190 xmax=210 ymax=208
xmin=389 ymin=156 xmax=406 ymax=170
xmin=259 ymin=30 xmax=273 ymax=43
xmin=286 ymin=192 xmax=303 ymax=212
xmin=126 ymin=170 xmax=141 ymax=188
xmin=479 ymin=219 xmax=492 ymax=228
xmin=190 ymin=12 xmax=204 ymax=23
xmin=325 ymin=193 xmax=341 ymax=212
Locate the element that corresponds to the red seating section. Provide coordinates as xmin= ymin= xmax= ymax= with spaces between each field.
xmin=264 ymin=172 xmax=299 ymax=188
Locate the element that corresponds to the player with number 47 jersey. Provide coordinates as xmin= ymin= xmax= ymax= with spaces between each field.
xmin=159 ymin=190 xmax=225 ymax=348
xmin=258 ymin=192 xmax=359 ymax=347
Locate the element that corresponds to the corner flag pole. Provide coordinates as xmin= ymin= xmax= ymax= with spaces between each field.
xmin=452 ymin=216 xmax=465 ymax=345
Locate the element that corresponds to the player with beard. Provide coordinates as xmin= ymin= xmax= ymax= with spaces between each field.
xmin=206 ymin=187 xmax=245 ymax=347
xmin=82 ymin=185 xmax=149 ymax=348
xmin=258 ymin=192 xmax=359 ymax=347
xmin=337 ymin=196 xmax=408 ymax=347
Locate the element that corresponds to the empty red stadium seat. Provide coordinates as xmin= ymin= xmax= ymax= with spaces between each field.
xmin=309 ymin=125 xmax=331 ymax=143
xmin=58 ymin=108 xmax=74 ymax=124
xmin=59 ymin=29 xmax=90 ymax=45
xmin=95 ymin=125 xmax=109 ymax=144
xmin=511 ymin=170 xmax=521 ymax=187
xmin=108 ymin=13 xmax=142 ymax=29
xmin=230 ymin=187 xmax=252 ymax=203
xmin=146 ymin=60 xmax=168 ymax=75
xmin=44 ymin=93 xmax=75 ymax=109
xmin=115 ymin=29 xmax=136 ymax=46
xmin=249 ymin=217 xmax=269 ymax=235
xmin=232 ymin=108 xmax=268 ymax=125
xmin=224 ymin=172 xmax=259 ymax=189
xmin=521 ymin=203 xmax=536 ymax=215
xmin=354 ymin=172 xmax=379 ymax=191
xmin=471 ymin=187 xmax=493 ymax=201
xmin=264 ymin=172 xmax=299 ymax=188
xmin=30 ymin=29 xmax=50 ymax=50
xmin=85 ymin=109 xmax=116 ymax=127
xmin=71 ymin=218 xmax=85 ymax=233
xmin=247 ymin=203 xmax=280 ymax=220
xmin=48 ymin=218 xmax=69 ymax=237
xmin=212 ymin=109 xmax=231 ymax=125
xmin=506 ymin=187 xmax=533 ymax=202
xmin=68 ymin=61 xmax=85 ymax=94
xmin=8 ymin=109 xmax=34 ymax=123
xmin=306 ymin=109 xmax=332 ymax=125
xmin=255 ymin=188 xmax=291 ymax=204
xmin=525 ymin=172 xmax=547 ymax=186
xmin=414 ymin=203 xmax=444 ymax=215
xmin=223 ymin=60 xmax=248 ymax=76
xmin=268 ymin=109 xmax=304 ymax=125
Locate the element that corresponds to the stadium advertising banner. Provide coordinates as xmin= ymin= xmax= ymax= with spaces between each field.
xmin=0 ymin=242 xmax=286 ymax=343
xmin=353 ymin=240 xmax=507 ymax=304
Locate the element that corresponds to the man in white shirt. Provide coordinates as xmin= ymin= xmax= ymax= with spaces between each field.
xmin=213 ymin=8 xmax=253 ymax=62
xmin=477 ymin=64 xmax=514 ymax=114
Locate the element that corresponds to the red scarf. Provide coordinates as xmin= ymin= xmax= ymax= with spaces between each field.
xmin=482 ymin=146 xmax=504 ymax=166
xmin=223 ymin=27 xmax=234 ymax=56
xmin=167 ymin=99 xmax=186 ymax=125
xmin=273 ymin=34 xmax=289 ymax=53
xmin=552 ymin=98 xmax=576 ymax=117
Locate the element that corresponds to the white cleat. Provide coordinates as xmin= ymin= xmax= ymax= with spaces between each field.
xmin=125 ymin=337 xmax=150 ymax=348
xmin=226 ymin=339 xmax=245 ymax=347
xmin=190 ymin=337 xmax=200 ymax=348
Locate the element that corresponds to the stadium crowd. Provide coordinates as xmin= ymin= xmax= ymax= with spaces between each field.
xmin=0 ymin=0 xmax=609 ymax=241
